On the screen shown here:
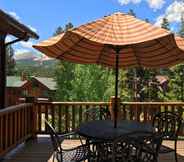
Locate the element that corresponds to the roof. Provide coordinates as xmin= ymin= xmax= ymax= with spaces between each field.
xmin=156 ymin=75 xmax=169 ymax=84
xmin=33 ymin=77 xmax=56 ymax=90
xmin=7 ymin=76 xmax=27 ymax=88
xmin=6 ymin=76 xmax=56 ymax=90
xmin=0 ymin=9 xmax=39 ymax=40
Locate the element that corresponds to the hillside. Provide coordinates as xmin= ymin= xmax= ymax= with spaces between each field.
xmin=16 ymin=59 xmax=58 ymax=77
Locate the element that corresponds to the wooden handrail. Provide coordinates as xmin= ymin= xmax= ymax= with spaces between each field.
xmin=0 ymin=103 xmax=32 ymax=116
xmin=0 ymin=103 xmax=34 ymax=157
xmin=36 ymin=101 xmax=108 ymax=105
xmin=33 ymin=101 xmax=184 ymax=136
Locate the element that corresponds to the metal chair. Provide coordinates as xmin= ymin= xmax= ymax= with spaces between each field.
xmin=84 ymin=107 xmax=110 ymax=121
xmin=84 ymin=107 xmax=111 ymax=160
xmin=152 ymin=111 xmax=183 ymax=162
xmin=45 ymin=120 xmax=90 ymax=162
xmin=112 ymin=131 xmax=163 ymax=162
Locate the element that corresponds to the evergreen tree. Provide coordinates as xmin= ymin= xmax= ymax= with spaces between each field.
xmin=64 ymin=22 xmax=73 ymax=31
xmin=54 ymin=23 xmax=76 ymax=101
xmin=145 ymin=18 xmax=149 ymax=23
xmin=6 ymin=45 xmax=16 ymax=75
xmin=159 ymin=16 xmax=172 ymax=87
xmin=170 ymin=13 xmax=184 ymax=101
xmin=161 ymin=17 xmax=170 ymax=30
xmin=53 ymin=26 xmax=63 ymax=36
xmin=54 ymin=22 xmax=115 ymax=101
xmin=179 ymin=13 xmax=184 ymax=37
xmin=128 ymin=9 xmax=136 ymax=17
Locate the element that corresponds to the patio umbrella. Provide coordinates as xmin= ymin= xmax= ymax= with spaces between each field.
xmin=33 ymin=12 xmax=184 ymax=128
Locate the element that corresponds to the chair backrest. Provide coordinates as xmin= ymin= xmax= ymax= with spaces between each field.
xmin=112 ymin=131 xmax=163 ymax=162
xmin=137 ymin=132 xmax=163 ymax=162
xmin=152 ymin=111 xmax=182 ymax=139
xmin=45 ymin=120 xmax=63 ymax=153
xmin=84 ymin=107 xmax=110 ymax=121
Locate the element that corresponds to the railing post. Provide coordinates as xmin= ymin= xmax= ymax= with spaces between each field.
xmin=25 ymin=97 xmax=37 ymax=140
xmin=109 ymin=96 xmax=121 ymax=122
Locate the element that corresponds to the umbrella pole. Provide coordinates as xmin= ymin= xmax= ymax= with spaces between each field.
xmin=114 ymin=47 xmax=120 ymax=128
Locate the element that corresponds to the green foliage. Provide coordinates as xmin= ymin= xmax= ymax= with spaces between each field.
xmin=178 ymin=14 xmax=184 ymax=37
xmin=124 ymin=68 xmax=162 ymax=101
xmin=53 ymin=26 xmax=63 ymax=36
xmin=161 ymin=17 xmax=170 ymax=30
xmin=55 ymin=61 xmax=76 ymax=101
xmin=73 ymin=65 xmax=114 ymax=101
xmin=169 ymin=64 xmax=184 ymax=101
xmin=55 ymin=62 xmax=115 ymax=101
xmin=6 ymin=45 xmax=16 ymax=75
xmin=16 ymin=59 xmax=57 ymax=77
xmin=128 ymin=9 xmax=136 ymax=17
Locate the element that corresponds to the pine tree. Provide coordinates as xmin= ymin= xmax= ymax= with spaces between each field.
xmin=161 ymin=17 xmax=170 ymax=30
xmin=6 ymin=45 xmax=16 ymax=75
xmin=128 ymin=9 xmax=136 ymax=17
xmin=179 ymin=14 xmax=184 ymax=37
xmin=145 ymin=18 xmax=149 ymax=23
xmin=64 ymin=22 xmax=73 ymax=31
xmin=54 ymin=22 xmax=76 ymax=101
xmin=53 ymin=26 xmax=63 ymax=36
xmin=170 ymin=12 xmax=184 ymax=101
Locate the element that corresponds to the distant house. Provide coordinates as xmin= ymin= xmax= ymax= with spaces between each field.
xmin=6 ymin=76 xmax=56 ymax=106
xmin=156 ymin=75 xmax=169 ymax=92
xmin=6 ymin=76 xmax=27 ymax=106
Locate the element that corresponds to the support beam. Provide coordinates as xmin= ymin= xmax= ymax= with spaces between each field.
xmin=0 ymin=33 xmax=6 ymax=109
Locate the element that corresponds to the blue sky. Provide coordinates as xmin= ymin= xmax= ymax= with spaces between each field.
xmin=1 ymin=0 xmax=184 ymax=60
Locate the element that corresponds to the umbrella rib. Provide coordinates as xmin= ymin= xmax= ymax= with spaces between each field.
xmin=156 ymin=36 xmax=173 ymax=51
xmin=131 ymin=45 xmax=142 ymax=68
xmin=56 ymin=36 xmax=85 ymax=60
xmin=96 ymin=45 xmax=107 ymax=65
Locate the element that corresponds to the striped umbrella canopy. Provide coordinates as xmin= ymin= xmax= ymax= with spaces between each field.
xmin=33 ymin=12 xmax=184 ymax=128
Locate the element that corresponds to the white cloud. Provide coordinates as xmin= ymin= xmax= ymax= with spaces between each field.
xmin=154 ymin=15 xmax=164 ymax=26
xmin=155 ymin=1 xmax=184 ymax=26
xmin=20 ymin=41 xmax=34 ymax=49
xmin=118 ymin=0 xmax=141 ymax=5
xmin=15 ymin=49 xmax=30 ymax=54
xmin=5 ymin=36 xmax=12 ymax=43
xmin=117 ymin=0 xmax=165 ymax=10
xmin=14 ymin=49 xmax=35 ymax=60
xmin=166 ymin=1 xmax=184 ymax=23
xmin=147 ymin=0 xmax=165 ymax=10
xmin=8 ymin=11 xmax=20 ymax=20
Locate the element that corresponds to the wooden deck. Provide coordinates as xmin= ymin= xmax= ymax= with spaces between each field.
xmin=3 ymin=136 xmax=184 ymax=162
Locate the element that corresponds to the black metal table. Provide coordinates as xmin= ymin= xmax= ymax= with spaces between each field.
xmin=78 ymin=120 xmax=153 ymax=140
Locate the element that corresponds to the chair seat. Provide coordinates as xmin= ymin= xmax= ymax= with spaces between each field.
xmin=159 ymin=144 xmax=175 ymax=153
xmin=56 ymin=147 xmax=89 ymax=162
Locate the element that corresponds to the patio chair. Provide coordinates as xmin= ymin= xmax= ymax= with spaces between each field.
xmin=152 ymin=111 xmax=183 ymax=162
xmin=84 ymin=107 xmax=111 ymax=157
xmin=84 ymin=107 xmax=110 ymax=121
xmin=112 ymin=131 xmax=163 ymax=162
xmin=45 ymin=120 xmax=90 ymax=162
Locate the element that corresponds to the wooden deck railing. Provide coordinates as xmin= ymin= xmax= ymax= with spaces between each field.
xmin=0 ymin=101 xmax=184 ymax=158
xmin=0 ymin=103 xmax=34 ymax=157
xmin=34 ymin=102 xmax=184 ymax=135
xmin=34 ymin=102 xmax=109 ymax=134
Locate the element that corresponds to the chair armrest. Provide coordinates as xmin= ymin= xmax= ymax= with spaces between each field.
xmin=58 ymin=131 xmax=77 ymax=138
xmin=62 ymin=143 xmax=90 ymax=152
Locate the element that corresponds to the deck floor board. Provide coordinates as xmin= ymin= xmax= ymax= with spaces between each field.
xmin=3 ymin=137 xmax=184 ymax=162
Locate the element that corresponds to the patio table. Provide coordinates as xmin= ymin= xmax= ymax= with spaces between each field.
xmin=78 ymin=120 xmax=154 ymax=141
